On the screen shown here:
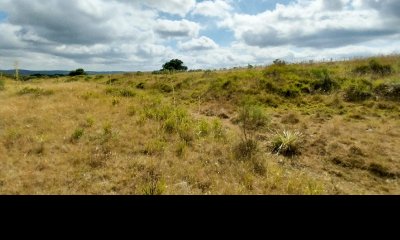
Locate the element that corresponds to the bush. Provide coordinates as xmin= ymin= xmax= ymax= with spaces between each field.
xmin=69 ymin=68 xmax=87 ymax=76
xmin=353 ymin=59 xmax=393 ymax=76
xmin=234 ymin=139 xmax=258 ymax=160
xmin=238 ymin=104 xmax=269 ymax=132
xmin=311 ymin=68 xmax=338 ymax=93
xmin=344 ymin=82 xmax=372 ymax=102
xmin=271 ymin=130 xmax=303 ymax=157
xmin=70 ymin=128 xmax=84 ymax=143
xmin=374 ymin=83 xmax=400 ymax=101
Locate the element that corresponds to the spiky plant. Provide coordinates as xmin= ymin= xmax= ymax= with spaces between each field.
xmin=272 ymin=130 xmax=303 ymax=156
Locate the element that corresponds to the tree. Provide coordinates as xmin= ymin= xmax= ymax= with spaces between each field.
xmin=162 ymin=59 xmax=188 ymax=71
xmin=273 ymin=59 xmax=286 ymax=66
xmin=69 ymin=68 xmax=87 ymax=76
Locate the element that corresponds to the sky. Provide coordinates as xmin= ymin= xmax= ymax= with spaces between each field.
xmin=0 ymin=0 xmax=399 ymax=71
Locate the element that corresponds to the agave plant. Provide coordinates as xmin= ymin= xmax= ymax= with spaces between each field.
xmin=272 ymin=130 xmax=303 ymax=156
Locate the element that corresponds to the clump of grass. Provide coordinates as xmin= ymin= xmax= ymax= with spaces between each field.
xmin=353 ymin=59 xmax=393 ymax=76
xmin=238 ymin=103 xmax=269 ymax=131
xmin=112 ymin=97 xmax=120 ymax=106
xmin=344 ymin=83 xmax=372 ymax=102
xmin=105 ymin=87 xmax=135 ymax=98
xmin=83 ymin=117 xmax=95 ymax=128
xmin=70 ymin=128 xmax=84 ymax=143
xmin=374 ymin=83 xmax=400 ymax=101
xmin=0 ymin=78 xmax=4 ymax=90
xmin=234 ymin=139 xmax=258 ymax=160
xmin=211 ymin=119 xmax=225 ymax=140
xmin=141 ymin=167 xmax=165 ymax=195
xmin=143 ymin=138 xmax=166 ymax=156
xmin=271 ymin=130 xmax=303 ymax=156
xmin=281 ymin=112 xmax=300 ymax=125
xmin=196 ymin=119 xmax=210 ymax=137
xmin=17 ymin=87 xmax=54 ymax=97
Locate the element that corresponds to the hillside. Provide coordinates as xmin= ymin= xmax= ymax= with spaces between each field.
xmin=0 ymin=55 xmax=399 ymax=194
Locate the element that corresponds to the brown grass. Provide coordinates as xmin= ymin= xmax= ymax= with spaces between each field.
xmin=1 ymin=56 xmax=400 ymax=194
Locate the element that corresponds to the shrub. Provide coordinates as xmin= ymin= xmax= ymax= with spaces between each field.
xmin=234 ymin=139 xmax=258 ymax=160
xmin=238 ymin=104 xmax=269 ymax=133
xmin=196 ymin=119 xmax=210 ymax=137
xmin=70 ymin=128 xmax=84 ymax=143
xmin=353 ymin=60 xmax=393 ymax=76
xmin=374 ymin=83 xmax=400 ymax=101
xmin=344 ymin=83 xmax=372 ymax=102
xmin=311 ymin=68 xmax=338 ymax=93
xmin=271 ymin=130 xmax=303 ymax=156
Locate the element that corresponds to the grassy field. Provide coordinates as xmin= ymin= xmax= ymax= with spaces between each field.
xmin=1 ymin=55 xmax=400 ymax=194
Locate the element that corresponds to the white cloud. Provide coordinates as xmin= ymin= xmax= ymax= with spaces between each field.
xmin=192 ymin=0 xmax=233 ymax=18
xmin=155 ymin=19 xmax=200 ymax=38
xmin=178 ymin=36 xmax=219 ymax=51
xmin=142 ymin=0 xmax=196 ymax=17
xmin=219 ymin=0 xmax=400 ymax=48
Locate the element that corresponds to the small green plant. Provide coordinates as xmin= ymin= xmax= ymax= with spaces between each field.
xmin=197 ymin=119 xmax=210 ymax=137
xmin=271 ymin=130 xmax=303 ymax=156
xmin=70 ymin=128 xmax=84 ymax=142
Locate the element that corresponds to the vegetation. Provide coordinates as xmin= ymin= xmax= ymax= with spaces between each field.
xmin=69 ymin=68 xmax=87 ymax=76
xmin=162 ymin=59 xmax=188 ymax=72
xmin=0 ymin=55 xmax=399 ymax=194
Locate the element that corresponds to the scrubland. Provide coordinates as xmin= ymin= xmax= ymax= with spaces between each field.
xmin=1 ymin=55 xmax=399 ymax=194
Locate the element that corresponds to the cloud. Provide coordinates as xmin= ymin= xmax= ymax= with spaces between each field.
xmin=0 ymin=0 xmax=400 ymax=71
xmin=142 ymin=0 xmax=196 ymax=17
xmin=178 ymin=36 xmax=218 ymax=51
xmin=220 ymin=0 xmax=400 ymax=48
xmin=155 ymin=19 xmax=200 ymax=38
xmin=192 ymin=0 xmax=233 ymax=18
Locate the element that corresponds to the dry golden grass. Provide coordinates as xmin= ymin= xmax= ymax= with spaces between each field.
xmin=1 ymin=56 xmax=400 ymax=194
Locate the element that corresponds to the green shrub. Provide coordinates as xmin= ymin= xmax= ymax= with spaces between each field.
xmin=344 ymin=83 xmax=372 ymax=102
xmin=70 ymin=128 xmax=84 ymax=142
xmin=353 ymin=59 xmax=393 ymax=76
xmin=374 ymin=83 xmax=400 ymax=101
xmin=238 ymin=104 xmax=269 ymax=132
xmin=311 ymin=68 xmax=338 ymax=93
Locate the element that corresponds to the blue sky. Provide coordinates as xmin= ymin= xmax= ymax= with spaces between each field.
xmin=0 ymin=0 xmax=400 ymax=71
